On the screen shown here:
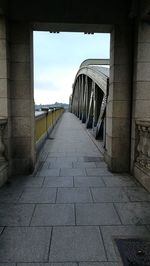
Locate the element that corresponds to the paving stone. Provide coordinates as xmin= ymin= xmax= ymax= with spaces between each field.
xmin=76 ymin=203 xmax=121 ymax=225
xmin=115 ymin=202 xmax=150 ymax=225
xmin=86 ymin=168 xmax=113 ymax=176
xmin=0 ymin=227 xmax=52 ymax=262
xmin=12 ymin=177 xmax=45 ymax=188
xmin=60 ymin=168 xmax=86 ymax=177
xmin=50 ymin=226 xmax=106 ymax=262
xmin=37 ymin=169 xmax=60 ymax=177
xmin=102 ymin=176 xmax=137 ymax=187
xmin=31 ymin=204 xmax=75 ymax=226
xmin=0 ymin=264 xmax=16 ymax=266
xmin=123 ymin=187 xmax=150 ymax=201
xmin=50 ymin=161 xmax=73 ymax=168
xmin=44 ymin=177 xmax=73 ymax=187
xmin=79 ymin=263 xmax=120 ymax=266
xmin=17 ymin=263 xmax=77 ymax=266
xmin=74 ymin=177 xmax=105 ymax=187
xmin=91 ymin=188 xmax=129 ymax=202
xmin=0 ymin=188 xmax=22 ymax=203
xmin=95 ymin=162 xmax=108 ymax=168
xmin=19 ymin=188 xmax=57 ymax=203
xmin=73 ymin=162 xmax=96 ymax=168
xmin=0 ymin=204 xmax=35 ymax=226
xmin=56 ymin=188 xmax=93 ymax=203
xmin=101 ymin=225 xmax=150 ymax=261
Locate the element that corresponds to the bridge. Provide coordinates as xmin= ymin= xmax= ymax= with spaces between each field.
xmin=0 ymin=0 xmax=150 ymax=264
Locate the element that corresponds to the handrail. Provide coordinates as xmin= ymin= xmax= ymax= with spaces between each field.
xmin=80 ymin=58 xmax=110 ymax=68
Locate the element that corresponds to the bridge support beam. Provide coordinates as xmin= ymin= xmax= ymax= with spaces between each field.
xmin=105 ymin=25 xmax=132 ymax=172
xmin=9 ymin=22 xmax=35 ymax=175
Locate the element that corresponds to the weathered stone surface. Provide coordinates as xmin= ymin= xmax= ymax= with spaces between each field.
xmin=43 ymin=177 xmax=73 ymax=187
xmin=31 ymin=204 xmax=75 ymax=226
xmin=57 ymin=188 xmax=92 ymax=203
xmin=50 ymin=226 xmax=106 ymax=262
xmin=76 ymin=203 xmax=121 ymax=225
xmin=0 ymin=203 xmax=35 ymax=226
xmin=74 ymin=176 xmax=105 ymax=187
xmin=0 ymin=227 xmax=52 ymax=262
xmin=115 ymin=202 xmax=150 ymax=225
xmin=19 ymin=188 xmax=57 ymax=203
xmin=91 ymin=188 xmax=129 ymax=202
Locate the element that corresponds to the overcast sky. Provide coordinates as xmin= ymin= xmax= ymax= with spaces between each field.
xmin=33 ymin=31 xmax=110 ymax=105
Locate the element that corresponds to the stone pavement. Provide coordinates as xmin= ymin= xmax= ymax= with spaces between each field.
xmin=0 ymin=112 xmax=150 ymax=265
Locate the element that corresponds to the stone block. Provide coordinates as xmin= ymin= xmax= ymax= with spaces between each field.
xmin=134 ymin=62 xmax=150 ymax=81
xmin=11 ymin=44 xmax=30 ymax=62
xmin=18 ymin=264 xmax=77 ymax=266
xmin=86 ymin=168 xmax=113 ymax=177
xmin=106 ymin=117 xmax=130 ymax=138
xmin=10 ymin=79 xmax=31 ymax=99
xmin=138 ymin=22 xmax=150 ymax=43
xmin=60 ymin=168 xmax=86 ymax=177
xmin=115 ymin=202 xmax=150 ymax=224
xmin=76 ymin=203 xmax=121 ymax=225
xmin=43 ymin=177 xmax=73 ymax=187
xmin=133 ymin=81 xmax=150 ymax=100
xmin=31 ymin=204 xmax=75 ymax=226
xmin=0 ymin=16 xmax=6 ymax=38
xmin=0 ymin=59 xmax=7 ymax=78
xmin=102 ymin=175 xmax=137 ymax=187
xmin=11 ymin=137 xmax=32 ymax=159
xmin=0 ymin=227 xmax=52 ymax=262
xmin=37 ymin=169 xmax=60 ymax=177
xmin=56 ymin=188 xmax=92 ymax=203
xmin=0 ymin=39 xmax=7 ymax=59
xmin=10 ymin=62 xmax=30 ymax=81
xmin=74 ymin=176 xmax=105 ymax=187
xmin=19 ymin=187 xmax=57 ymax=203
xmin=109 ymin=82 xmax=131 ymax=101
xmin=123 ymin=186 xmax=150 ymax=202
xmin=50 ymin=226 xmax=106 ymax=262
xmin=133 ymin=99 xmax=150 ymax=119
xmin=134 ymin=164 xmax=150 ymax=192
xmin=79 ymin=263 xmax=119 ymax=266
xmin=0 ymin=162 xmax=8 ymax=187
xmin=0 ymin=203 xmax=34 ymax=226
xmin=11 ymin=158 xmax=35 ymax=175
xmin=0 ymin=78 xmax=8 ymax=97
xmin=11 ymin=99 xmax=33 ymax=117
xmin=11 ymin=117 xmax=32 ymax=137
xmin=0 ymin=97 xmax=8 ymax=117
xmin=136 ymin=42 xmax=150 ymax=62
xmin=91 ymin=187 xmax=129 ymax=202
xmin=110 ymin=64 xmax=130 ymax=84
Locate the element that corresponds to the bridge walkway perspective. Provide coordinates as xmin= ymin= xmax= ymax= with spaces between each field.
xmin=0 ymin=112 xmax=150 ymax=264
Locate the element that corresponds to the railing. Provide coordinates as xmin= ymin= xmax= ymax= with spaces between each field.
xmin=35 ymin=108 xmax=64 ymax=151
xmin=136 ymin=120 xmax=150 ymax=171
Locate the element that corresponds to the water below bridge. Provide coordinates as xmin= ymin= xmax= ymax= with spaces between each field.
xmin=0 ymin=112 xmax=150 ymax=264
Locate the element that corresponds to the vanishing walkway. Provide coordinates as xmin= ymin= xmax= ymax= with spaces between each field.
xmin=0 ymin=112 xmax=150 ymax=265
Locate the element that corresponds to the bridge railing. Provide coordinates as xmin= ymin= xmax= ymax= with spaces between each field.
xmin=35 ymin=107 xmax=64 ymax=153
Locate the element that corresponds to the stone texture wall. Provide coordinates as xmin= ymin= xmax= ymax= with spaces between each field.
xmin=105 ymin=25 xmax=132 ymax=172
xmin=9 ymin=22 xmax=35 ymax=175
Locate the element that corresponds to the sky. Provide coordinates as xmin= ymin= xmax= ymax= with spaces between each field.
xmin=33 ymin=31 xmax=110 ymax=105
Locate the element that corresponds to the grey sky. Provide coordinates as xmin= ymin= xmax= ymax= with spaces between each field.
xmin=34 ymin=31 xmax=110 ymax=104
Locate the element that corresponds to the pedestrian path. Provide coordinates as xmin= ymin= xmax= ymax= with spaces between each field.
xmin=0 ymin=112 xmax=150 ymax=265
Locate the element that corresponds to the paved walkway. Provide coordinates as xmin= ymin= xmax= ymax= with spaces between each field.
xmin=0 ymin=112 xmax=150 ymax=265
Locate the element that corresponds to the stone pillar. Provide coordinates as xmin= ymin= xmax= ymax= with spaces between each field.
xmin=131 ymin=22 xmax=150 ymax=190
xmin=0 ymin=16 xmax=9 ymax=185
xmin=9 ymin=22 xmax=35 ymax=175
xmin=105 ymin=25 xmax=132 ymax=172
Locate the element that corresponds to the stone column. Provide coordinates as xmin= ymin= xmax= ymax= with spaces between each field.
xmin=0 ymin=16 xmax=9 ymax=185
xmin=9 ymin=22 xmax=35 ymax=175
xmin=105 ymin=25 xmax=132 ymax=172
xmin=131 ymin=22 xmax=150 ymax=190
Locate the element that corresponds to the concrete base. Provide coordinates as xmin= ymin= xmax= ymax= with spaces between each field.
xmin=104 ymin=152 xmax=129 ymax=173
xmin=134 ymin=163 xmax=150 ymax=192
xmin=0 ymin=162 xmax=8 ymax=187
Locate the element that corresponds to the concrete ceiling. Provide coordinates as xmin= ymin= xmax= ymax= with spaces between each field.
xmin=3 ymin=0 xmax=132 ymax=24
